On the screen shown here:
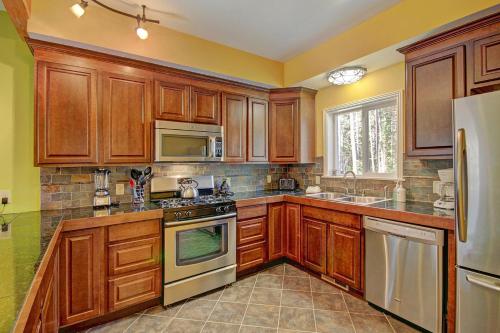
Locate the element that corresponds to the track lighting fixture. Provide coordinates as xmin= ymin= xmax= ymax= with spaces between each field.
xmin=70 ymin=1 xmax=159 ymax=39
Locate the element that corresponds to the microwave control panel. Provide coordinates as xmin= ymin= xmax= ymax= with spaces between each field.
xmin=214 ymin=138 xmax=223 ymax=158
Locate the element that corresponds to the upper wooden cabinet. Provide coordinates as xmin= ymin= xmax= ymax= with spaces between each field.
xmin=399 ymin=14 xmax=500 ymax=158
xmin=190 ymin=86 xmax=220 ymax=124
xmin=405 ymin=46 xmax=465 ymax=158
xmin=222 ymin=93 xmax=247 ymax=162
xmin=269 ymin=88 xmax=316 ymax=163
xmin=101 ymin=72 xmax=152 ymax=164
xmin=247 ymin=98 xmax=269 ymax=162
xmin=36 ymin=62 xmax=98 ymax=165
xmin=154 ymin=79 xmax=190 ymax=122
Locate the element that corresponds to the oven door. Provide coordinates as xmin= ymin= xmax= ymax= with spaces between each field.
xmin=155 ymin=128 xmax=221 ymax=162
xmin=164 ymin=213 xmax=236 ymax=283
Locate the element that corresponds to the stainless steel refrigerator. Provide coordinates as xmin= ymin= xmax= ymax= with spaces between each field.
xmin=454 ymin=90 xmax=500 ymax=333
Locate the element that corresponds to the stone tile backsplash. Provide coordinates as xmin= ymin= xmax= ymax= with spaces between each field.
xmin=40 ymin=158 xmax=452 ymax=210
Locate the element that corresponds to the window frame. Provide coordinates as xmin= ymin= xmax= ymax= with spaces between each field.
xmin=323 ymin=90 xmax=404 ymax=180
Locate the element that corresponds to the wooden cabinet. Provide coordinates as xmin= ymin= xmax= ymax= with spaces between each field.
xmin=237 ymin=241 xmax=267 ymax=272
xmin=59 ymin=228 xmax=104 ymax=326
xmin=190 ymin=86 xmax=220 ymax=124
xmin=405 ymin=46 xmax=465 ymax=158
xmin=269 ymin=88 xmax=316 ymax=163
xmin=247 ymin=98 xmax=268 ymax=162
xmin=108 ymin=237 xmax=160 ymax=276
xmin=236 ymin=205 xmax=268 ymax=272
xmin=154 ymin=79 xmax=190 ymax=122
xmin=36 ymin=62 xmax=98 ymax=165
xmin=268 ymin=203 xmax=285 ymax=261
xmin=327 ymin=225 xmax=361 ymax=289
xmin=222 ymin=93 xmax=247 ymax=162
xmin=237 ymin=217 xmax=267 ymax=245
xmin=101 ymin=72 xmax=152 ymax=164
xmin=472 ymin=32 xmax=500 ymax=85
xmin=284 ymin=204 xmax=301 ymax=262
xmin=302 ymin=218 xmax=327 ymax=274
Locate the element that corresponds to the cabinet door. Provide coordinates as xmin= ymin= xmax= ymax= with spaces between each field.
xmin=327 ymin=225 xmax=361 ymax=289
xmin=406 ymin=46 xmax=465 ymax=158
xmin=59 ymin=228 xmax=103 ymax=326
xmin=237 ymin=217 xmax=267 ymax=246
xmin=268 ymin=203 xmax=285 ymax=261
xmin=190 ymin=86 xmax=220 ymax=124
xmin=237 ymin=241 xmax=267 ymax=272
xmin=472 ymin=33 xmax=500 ymax=84
xmin=36 ymin=62 xmax=98 ymax=165
xmin=154 ymin=79 xmax=190 ymax=121
xmin=222 ymin=93 xmax=247 ymax=162
xmin=102 ymin=72 xmax=152 ymax=164
xmin=270 ymin=98 xmax=299 ymax=162
xmin=247 ymin=98 xmax=268 ymax=162
xmin=285 ymin=204 xmax=301 ymax=262
xmin=302 ymin=218 xmax=327 ymax=274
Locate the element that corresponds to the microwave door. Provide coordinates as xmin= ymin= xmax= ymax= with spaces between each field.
xmin=156 ymin=129 xmax=211 ymax=162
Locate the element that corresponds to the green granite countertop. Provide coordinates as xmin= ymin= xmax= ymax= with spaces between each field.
xmin=0 ymin=202 xmax=161 ymax=333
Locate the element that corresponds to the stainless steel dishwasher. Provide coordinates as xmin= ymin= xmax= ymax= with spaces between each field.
xmin=364 ymin=216 xmax=444 ymax=333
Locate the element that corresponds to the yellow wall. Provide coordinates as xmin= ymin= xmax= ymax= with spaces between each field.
xmin=285 ymin=0 xmax=499 ymax=86
xmin=28 ymin=0 xmax=283 ymax=87
xmin=0 ymin=11 xmax=40 ymax=213
xmin=315 ymin=62 xmax=405 ymax=156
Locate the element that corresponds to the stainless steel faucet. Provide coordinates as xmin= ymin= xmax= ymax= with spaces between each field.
xmin=343 ymin=171 xmax=357 ymax=195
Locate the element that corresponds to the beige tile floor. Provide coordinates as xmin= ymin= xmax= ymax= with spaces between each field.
xmin=84 ymin=263 xmax=422 ymax=333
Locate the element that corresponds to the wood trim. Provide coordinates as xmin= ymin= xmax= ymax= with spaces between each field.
xmin=62 ymin=212 xmax=163 ymax=232
xmin=2 ymin=0 xmax=30 ymax=37
xmin=446 ymin=231 xmax=456 ymax=333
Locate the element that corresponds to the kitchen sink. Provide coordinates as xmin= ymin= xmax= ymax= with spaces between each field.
xmin=306 ymin=192 xmax=389 ymax=205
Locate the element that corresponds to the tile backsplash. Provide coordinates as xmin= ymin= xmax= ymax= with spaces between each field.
xmin=40 ymin=158 xmax=452 ymax=210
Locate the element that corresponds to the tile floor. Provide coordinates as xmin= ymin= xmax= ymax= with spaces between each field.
xmin=84 ymin=263 xmax=421 ymax=333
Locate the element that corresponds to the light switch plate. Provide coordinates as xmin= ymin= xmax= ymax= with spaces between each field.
xmin=315 ymin=176 xmax=321 ymax=185
xmin=116 ymin=183 xmax=124 ymax=196
xmin=0 ymin=189 xmax=12 ymax=204
xmin=267 ymin=175 xmax=272 ymax=184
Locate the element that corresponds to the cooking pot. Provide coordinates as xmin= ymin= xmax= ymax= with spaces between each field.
xmin=179 ymin=178 xmax=199 ymax=199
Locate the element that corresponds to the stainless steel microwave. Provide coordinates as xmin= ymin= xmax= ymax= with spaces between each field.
xmin=155 ymin=120 xmax=223 ymax=162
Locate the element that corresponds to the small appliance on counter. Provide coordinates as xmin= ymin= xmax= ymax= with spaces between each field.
xmin=433 ymin=168 xmax=454 ymax=210
xmin=93 ymin=168 xmax=111 ymax=208
xmin=279 ymin=178 xmax=297 ymax=191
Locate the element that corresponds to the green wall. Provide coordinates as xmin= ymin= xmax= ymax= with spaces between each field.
xmin=0 ymin=11 xmax=40 ymax=213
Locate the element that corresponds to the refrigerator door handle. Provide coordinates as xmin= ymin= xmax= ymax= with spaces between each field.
xmin=456 ymin=128 xmax=468 ymax=242
xmin=466 ymin=274 xmax=500 ymax=292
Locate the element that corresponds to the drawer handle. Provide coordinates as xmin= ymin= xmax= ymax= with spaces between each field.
xmin=466 ymin=275 xmax=500 ymax=292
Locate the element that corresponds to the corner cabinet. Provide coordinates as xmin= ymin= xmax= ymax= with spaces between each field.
xmin=399 ymin=14 xmax=500 ymax=159
xmin=269 ymin=88 xmax=316 ymax=163
xmin=36 ymin=62 xmax=98 ymax=165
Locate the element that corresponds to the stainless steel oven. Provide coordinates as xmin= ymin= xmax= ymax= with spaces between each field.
xmin=163 ymin=213 xmax=236 ymax=304
xmin=155 ymin=120 xmax=223 ymax=162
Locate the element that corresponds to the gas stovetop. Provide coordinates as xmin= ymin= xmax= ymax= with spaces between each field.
xmin=152 ymin=194 xmax=236 ymax=222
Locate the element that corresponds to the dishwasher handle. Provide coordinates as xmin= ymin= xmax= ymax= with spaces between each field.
xmin=364 ymin=216 xmax=444 ymax=246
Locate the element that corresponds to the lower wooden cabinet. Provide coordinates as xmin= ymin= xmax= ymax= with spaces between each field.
xmin=302 ymin=218 xmax=327 ymax=274
xmin=59 ymin=228 xmax=104 ymax=326
xmin=108 ymin=237 xmax=160 ymax=276
xmin=268 ymin=203 xmax=285 ymax=261
xmin=237 ymin=241 xmax=267 ymax=272
xmin=108 ymin=268 xmax=161 ymax=312
xmin=237 ymin=217 xmax=267 ymax=245
xmin=327 ymin=225 xmax=361 ymax=289
xmin=284 ymin=204 xmax=301 ymax=262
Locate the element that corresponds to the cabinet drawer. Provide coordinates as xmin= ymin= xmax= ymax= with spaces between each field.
xmin=237 ymin=217 xmax=266 ymax=246
xmin=237 ymin=205 xmax=267 ymax=220
xmin=108 ymin=237 xmax=160 ymax=276
xmin=237 ymin=241 xmax=267 ymax=272
xmin=108 ymin=268 xmax=161 ymax=312
xmin=302 ymin=206 xmax=360 ymax=229
xmin=108 ymin=220 xmax=160 ymax=242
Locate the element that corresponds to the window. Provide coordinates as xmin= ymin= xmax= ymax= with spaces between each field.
xmin=324 ymin=91 xmax=403 ymax=179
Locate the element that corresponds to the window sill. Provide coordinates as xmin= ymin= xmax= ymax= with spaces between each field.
xmin=321 ymin=175 xmax=403 ymax=182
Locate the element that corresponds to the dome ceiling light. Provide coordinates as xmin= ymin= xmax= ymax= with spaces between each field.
xmin=70 ymin=1 xmax=160 ymax=40
xmin=328 ymin=66 xmax=367 ymax=85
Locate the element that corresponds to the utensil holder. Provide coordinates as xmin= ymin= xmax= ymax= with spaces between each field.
xmin=133 ymin=185 xmax=145 ymax=204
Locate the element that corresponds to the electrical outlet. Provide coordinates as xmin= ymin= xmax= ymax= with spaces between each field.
xmin=315 ymin=176 xmax=321 ymax=185
xmin=266 ymin=175 xmax=272 ymax=184
xmin=0 ymin=189 xmax=11 ymax=204
xmin=116 ymin=183 xmax=125 ymax=196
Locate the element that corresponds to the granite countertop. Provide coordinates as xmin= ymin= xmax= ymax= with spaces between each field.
xmin=0 ymin=202 xmax=161 ymax=333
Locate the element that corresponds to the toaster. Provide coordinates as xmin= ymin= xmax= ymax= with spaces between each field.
xmin=279 ymin=178 xmax=297 ymax=191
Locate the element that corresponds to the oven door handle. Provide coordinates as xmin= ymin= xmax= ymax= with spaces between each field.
xmin=164 ymin=212 xmax=236 ymax=227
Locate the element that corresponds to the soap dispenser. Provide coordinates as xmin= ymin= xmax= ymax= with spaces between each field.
xmin=393 ymin=181 xmax=406 ymax=202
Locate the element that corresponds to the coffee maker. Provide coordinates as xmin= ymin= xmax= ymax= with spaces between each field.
xmin=433 ymin=168 xmax=455 ymax=210
xmin=93 ymin=168 xmax=111 ymax=207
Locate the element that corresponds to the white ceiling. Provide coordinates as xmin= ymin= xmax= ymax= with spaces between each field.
xmin=97 ymin=0 xmax=400 ymax=61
